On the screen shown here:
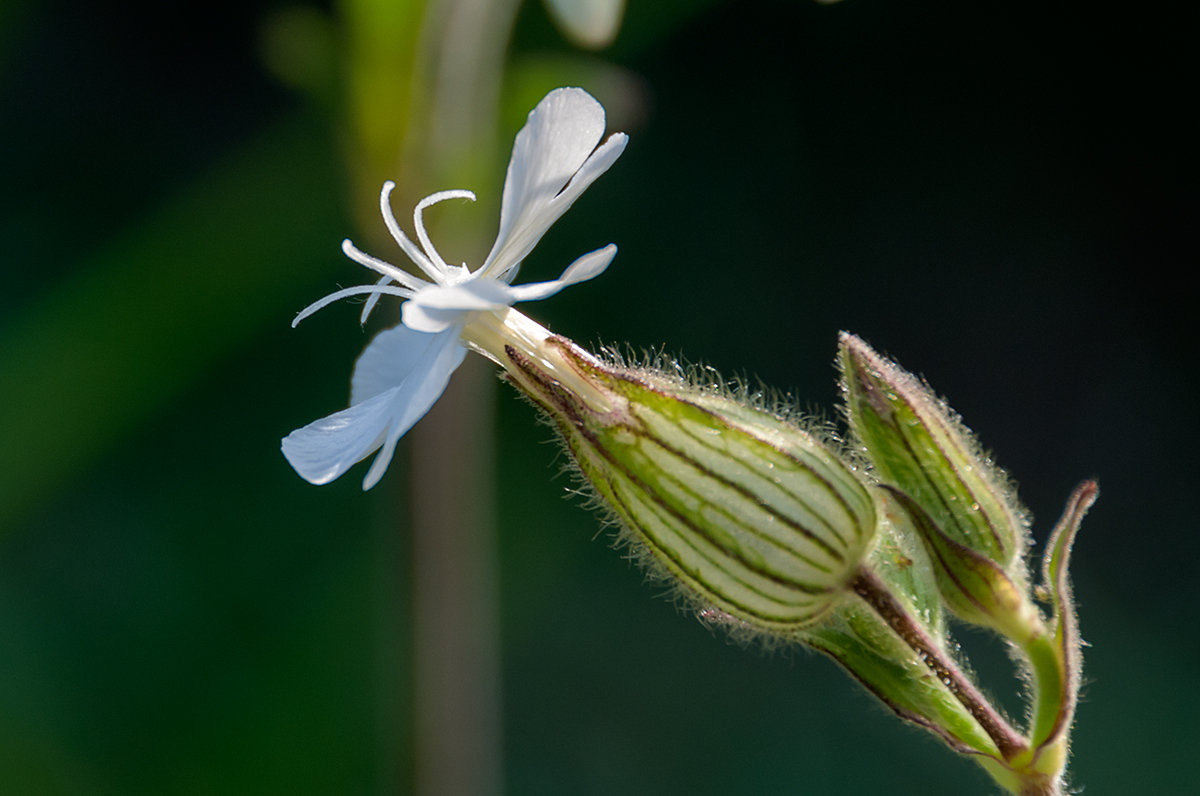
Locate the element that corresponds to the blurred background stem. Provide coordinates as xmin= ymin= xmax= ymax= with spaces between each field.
xmin=340 ymin=0 xmax=520 ymax=792
xmin=409 ymin=357 xmax=502 ymax=796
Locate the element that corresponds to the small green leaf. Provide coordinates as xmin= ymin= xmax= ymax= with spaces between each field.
xmin=1031 ymin=480 xmax=1098 ymax=754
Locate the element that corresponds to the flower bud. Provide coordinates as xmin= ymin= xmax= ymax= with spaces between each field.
xmin=503 ymin=335 xmax=878 ymax=630
xmin=837 ymin=333 xmax=1029 ymax=576
xmin=881 ymin=486 xmax=1043 ymax=645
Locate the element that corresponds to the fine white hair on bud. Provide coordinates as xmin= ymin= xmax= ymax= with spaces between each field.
xmin=504 ymin=337 xmax=878 ymax=631
xmin=838 ymin=333 xmax=1031 ymax=577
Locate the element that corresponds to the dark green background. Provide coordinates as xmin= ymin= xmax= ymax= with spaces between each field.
xmin=1 ymin=0 xmax=1194 ymax=793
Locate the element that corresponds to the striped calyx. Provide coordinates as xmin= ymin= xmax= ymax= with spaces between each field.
xmin=505 ymin=338 xmax=877 ymax=630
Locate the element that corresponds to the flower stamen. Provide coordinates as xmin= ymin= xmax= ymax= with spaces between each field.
xmin=292 ymin=283 xmax=416 ymax=327
xmin=413 ymin=189 xmax=477 ymax=275
xmin=341 ymin=239 xmax=430 ymax=291
xmin=379 ymin=181 xmax=440 ymax=279
xmin=359 ymin=274 xmax=391 ymax=324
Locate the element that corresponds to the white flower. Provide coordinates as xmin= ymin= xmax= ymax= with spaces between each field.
xmin=282 ymin=87 xmax=628 ymax=489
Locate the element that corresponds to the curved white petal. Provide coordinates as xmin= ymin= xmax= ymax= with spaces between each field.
xmin=281 ymin=387 xmax=404 ymax=486
xmin=356 ymin=328 xmax=467 ymax=489
xmin=350 ymin=324 xmax=454 ymax=403
xmin=505 ymin=244 xmax=617 ymax=303
xmin=400 ymin=304 xmax=466 ymax=335
xmin=480 ymin=88 xmax=628 ymax=281
xmin=400 ymin=278 xmax=514 ymax=333
xmin=282 ymin=326 xmax=466 ymax=488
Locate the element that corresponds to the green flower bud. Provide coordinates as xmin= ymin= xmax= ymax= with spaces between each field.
xmin=881 ymin=486 xmax=1044 ymax=645
xmin=503 ymin=334 xmax=878 ymax=631
xmin=837 ymin=333 xmax=1029 ymax=576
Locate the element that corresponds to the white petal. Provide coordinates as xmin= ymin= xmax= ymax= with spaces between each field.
xmin=401 ymin=304 xmax=465 ymax=335
xmin=356 ymin=329 xmax=466 ymax=489
xmin=505 ymin=244 xmax=617 ymax=303
xmin=400 ymin=279 xmax=514 ymax=333
xmin=480 ymin=88 xmax=628 ymax=281
xmin=350 ymin=324 xmax=455 ymax=404
xmin=281 ymin=387 xmax=404 ymax=486
xmin=282 ymin=327 xmax=466 ymax=488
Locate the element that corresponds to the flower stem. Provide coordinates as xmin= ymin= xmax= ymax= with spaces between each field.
xmin=850 ymin=567 xmax=1028 ymax=761
xmin=1023 ymin=632 xmax=1068 ymax=753
xmin=410 ymin=359 xmax=503 ymax=796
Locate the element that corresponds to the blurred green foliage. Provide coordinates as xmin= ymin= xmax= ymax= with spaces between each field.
xmin=1 ymin=0 xmax=1195 ymax=793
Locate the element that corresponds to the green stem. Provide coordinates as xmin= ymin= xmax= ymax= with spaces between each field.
xmin=1024 ymin=633 xmax=1067 ymax=753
